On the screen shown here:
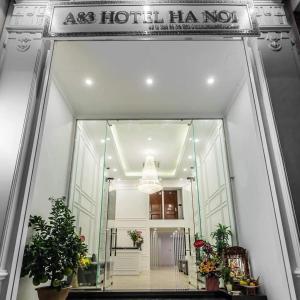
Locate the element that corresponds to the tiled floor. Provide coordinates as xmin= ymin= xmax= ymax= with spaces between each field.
xmin=110 ymin=267 xmax=195 ymax=290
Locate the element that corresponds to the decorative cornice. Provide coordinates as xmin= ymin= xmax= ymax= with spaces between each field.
xmin=7 ymin=3 xmax=47 ymax=33
xmin=254 ymin=3 xmax=291 ymax=32
xmin=6 ymin=0 xmax=292 ymax=35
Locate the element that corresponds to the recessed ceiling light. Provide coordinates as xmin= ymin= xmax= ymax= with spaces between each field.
xmin=183 ymin=168 xmax=187 ymax=172
xmin=189 ymin=137 xmax=193 ymax=141
xmin=207 ymin=76 xmax=215 ymax=85
xmin=146 ymin=77 xmax=153 ymax=86
xmin=113 ymin=168 xmax=118 ymax=172
xmin=85 ymin=78 xmax=94 ymax=86
xmin=194 ymin=138 xmax=200 ymax=143
xmin=147 ymin=137 xmax=152 ymax=141
xmin=188 ymin=155 xmax=193 ymax=160
xmin=101 ymin=139 xmax=106 ymax=144
xmin=106 ymin=137 xmax=110 ymax=141
xmin=107 ymin=155 xmax=112 ymax=160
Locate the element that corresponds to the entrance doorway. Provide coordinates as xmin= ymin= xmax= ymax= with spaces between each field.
xmin=66 ymin=119 xmax=233 ymax=290
xmin=16 ymin=39 xmax=279 ymax=298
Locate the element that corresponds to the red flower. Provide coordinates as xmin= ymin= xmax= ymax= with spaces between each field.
xmin=194 ymin=239 xmax=205 ymax=248
xmin=80 ymin=235 xmax=85 ymax=242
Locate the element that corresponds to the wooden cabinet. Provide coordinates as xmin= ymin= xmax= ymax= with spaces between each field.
xmin=149 ymin=191 xmax=163 ymax=219
xmin=163 ymin=190 xmax=178 ymax=219
xmin=149 ymin=190 xmax=179 ymax=219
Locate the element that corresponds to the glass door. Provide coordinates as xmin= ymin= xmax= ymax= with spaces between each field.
xmin=97 ymin=123 xmax=118 ymax=290
xmin=102 ymin=178 xmax=117 ymax=290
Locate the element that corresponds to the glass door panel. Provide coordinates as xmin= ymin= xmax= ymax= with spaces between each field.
xmin=68 ymin=120 xmax=108 ymax=288
xmin=97 ymin=123 xmax=118 ymax=290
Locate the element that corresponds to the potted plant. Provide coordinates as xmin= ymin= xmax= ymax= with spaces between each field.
xmin=222 ymin=266 xmax=233 ymax=292
xmin=21 ymin=197 xmax=88 ymax=300
xmin=194 ymin=239 xmax=221 ymax=291
xmin=194 ymin=224 xmax=233 ymax=292
xmin=211 ymin=224 xmax=232 ymax=258
xmin=127 ymin=229 xmax=144 ymax=250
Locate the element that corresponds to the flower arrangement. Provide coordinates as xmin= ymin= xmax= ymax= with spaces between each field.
xmin=128 ymin=229 xmax=144 ymax=249
xmin=79 ymin=256 xmax=91 ymax=269
xmin=194 ymin=224 xmax=233 ymax=291
xmin=194 ymin=239 xmax=221 ymax=278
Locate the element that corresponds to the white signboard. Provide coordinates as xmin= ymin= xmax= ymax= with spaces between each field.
xmin=45 ymin=2 xmax=259 ymax=37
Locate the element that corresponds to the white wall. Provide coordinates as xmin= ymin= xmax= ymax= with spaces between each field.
xmin=17 ymin=81 xmax=75 ymax=300
xmin=225 ymin=81 xmax=292 ymax=300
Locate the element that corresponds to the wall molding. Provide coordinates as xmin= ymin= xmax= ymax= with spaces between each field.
xmin=0 ymin=270 xmax=8 ymax=281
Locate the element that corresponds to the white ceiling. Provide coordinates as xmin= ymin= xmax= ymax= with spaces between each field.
xmin=54 ymin=41 xmax=245 ymax=179
xmin=52 ymin=40 xmax=247 ymax=119
xmin=109 ymin=120 xmax=189 ymax=177
xmin=80 ymin=119 xmax=219 ymax=179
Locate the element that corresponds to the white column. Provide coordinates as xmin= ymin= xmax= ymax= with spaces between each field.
xmin=0 ymin=2 xmax=47 ymax=299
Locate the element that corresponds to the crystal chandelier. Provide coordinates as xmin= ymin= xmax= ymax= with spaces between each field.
xmin=138 ymin=155 xmax=163 ymax=194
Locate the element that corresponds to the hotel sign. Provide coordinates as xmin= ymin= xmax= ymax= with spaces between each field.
xmin=44 ymin=1 xmax=259 ymax=37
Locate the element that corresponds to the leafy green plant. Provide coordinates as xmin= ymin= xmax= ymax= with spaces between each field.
xmin=21 ymin=197 xmax=87 ymax=289
xmin=211 ymin=224 xmax=232 ymax=256
xmin=221 ymin=266 xmax=233 ymax=284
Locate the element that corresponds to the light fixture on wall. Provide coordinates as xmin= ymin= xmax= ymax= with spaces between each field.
xmin=138 ymin=155 xmax=162 ymax=194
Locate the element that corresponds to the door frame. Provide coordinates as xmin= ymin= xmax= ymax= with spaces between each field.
xmin=6 ymin=36 xmax=298 ymax=300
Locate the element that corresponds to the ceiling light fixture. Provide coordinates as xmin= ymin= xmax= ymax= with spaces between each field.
xmin=183 ymin=168 xmax=187 ymax=172
xmin=207 ymin=76 xmax=215 ymax=85
xmin=138 ymin=155 xmax=162 ymax=195
xmin=113 ymin=168 xmax=118 ymax=172
xmin=107 ymin=155 xmax=112 ymax=160
xmin=106 ymin=137 xmax=111 ymax=141
xmin=101 ymin=139 xmax=106 ymax=144
xmin=146 ymin=77 xmax=153 ymax=86
xmin=147 ymin=137 xmax=152 ymax=141
xmin=194 ymin=138 xmax=200 ymax=143
xmin=85 ymin=78 xmax=94 ymax=86
xmin=188 ymin=155 xmax=193 ymax=160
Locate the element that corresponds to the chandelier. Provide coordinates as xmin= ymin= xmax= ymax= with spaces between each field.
xmin=138 ymin=155 xmax=163 ymax=194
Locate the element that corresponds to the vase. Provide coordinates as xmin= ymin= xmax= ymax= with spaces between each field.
xmin=71 ymin=268 xmax=79 ymax=288
xmin=205 ymin=275 xmax=219 ymax=291
xmin=226 ymin=282 xmax=233 ymax=292
xmin=36 ymin=287 xmax=70 ymax=300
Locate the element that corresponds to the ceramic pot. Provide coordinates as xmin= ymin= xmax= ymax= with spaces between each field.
xmin=226 ymin=282 xmax=233 ymax=292
xmin=36 ymin=287 xmax=70 ymax=300
xmin=205 ymin=275 xmax=220 ymax=291
xmin=71 ymin=268 xmax=79 ymax=288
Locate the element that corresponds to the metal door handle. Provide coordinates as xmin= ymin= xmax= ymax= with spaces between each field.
xmin=114 ymin=228 xmax=118 ymax=256
xmin=109 ymin=228 xmax=113 ymax=256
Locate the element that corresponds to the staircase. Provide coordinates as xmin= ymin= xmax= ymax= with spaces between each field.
xmin=67 ymin=290 xmax=231 ymax=300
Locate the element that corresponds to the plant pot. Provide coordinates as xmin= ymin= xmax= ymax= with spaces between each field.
xmin=71 ymin=268 xmax=79 ymax=288
xmin=36 ymin=286 xmax=70 ymax=300
xmin=226 ymin=282 xmax=233 ymax=292
xmin=205 ymin=275 xmax=219 ymax=291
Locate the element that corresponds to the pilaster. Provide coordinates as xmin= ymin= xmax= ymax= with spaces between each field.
xmin=0 ymin=1 xmax=48 ymax=298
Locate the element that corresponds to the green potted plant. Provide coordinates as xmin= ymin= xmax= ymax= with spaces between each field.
xmin=21 ymin=197 xmax=87 ymax=300
xmin=222 ymin=266 xmax=233 ymax=292
xmin=211 ymin=224 xmax=232 ymax=257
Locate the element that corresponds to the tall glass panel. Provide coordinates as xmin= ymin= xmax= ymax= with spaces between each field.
xmin=98 ymin=124 xmax=118 ymax=290
xmin=68 ymin=120 xmax=108 ymax=288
